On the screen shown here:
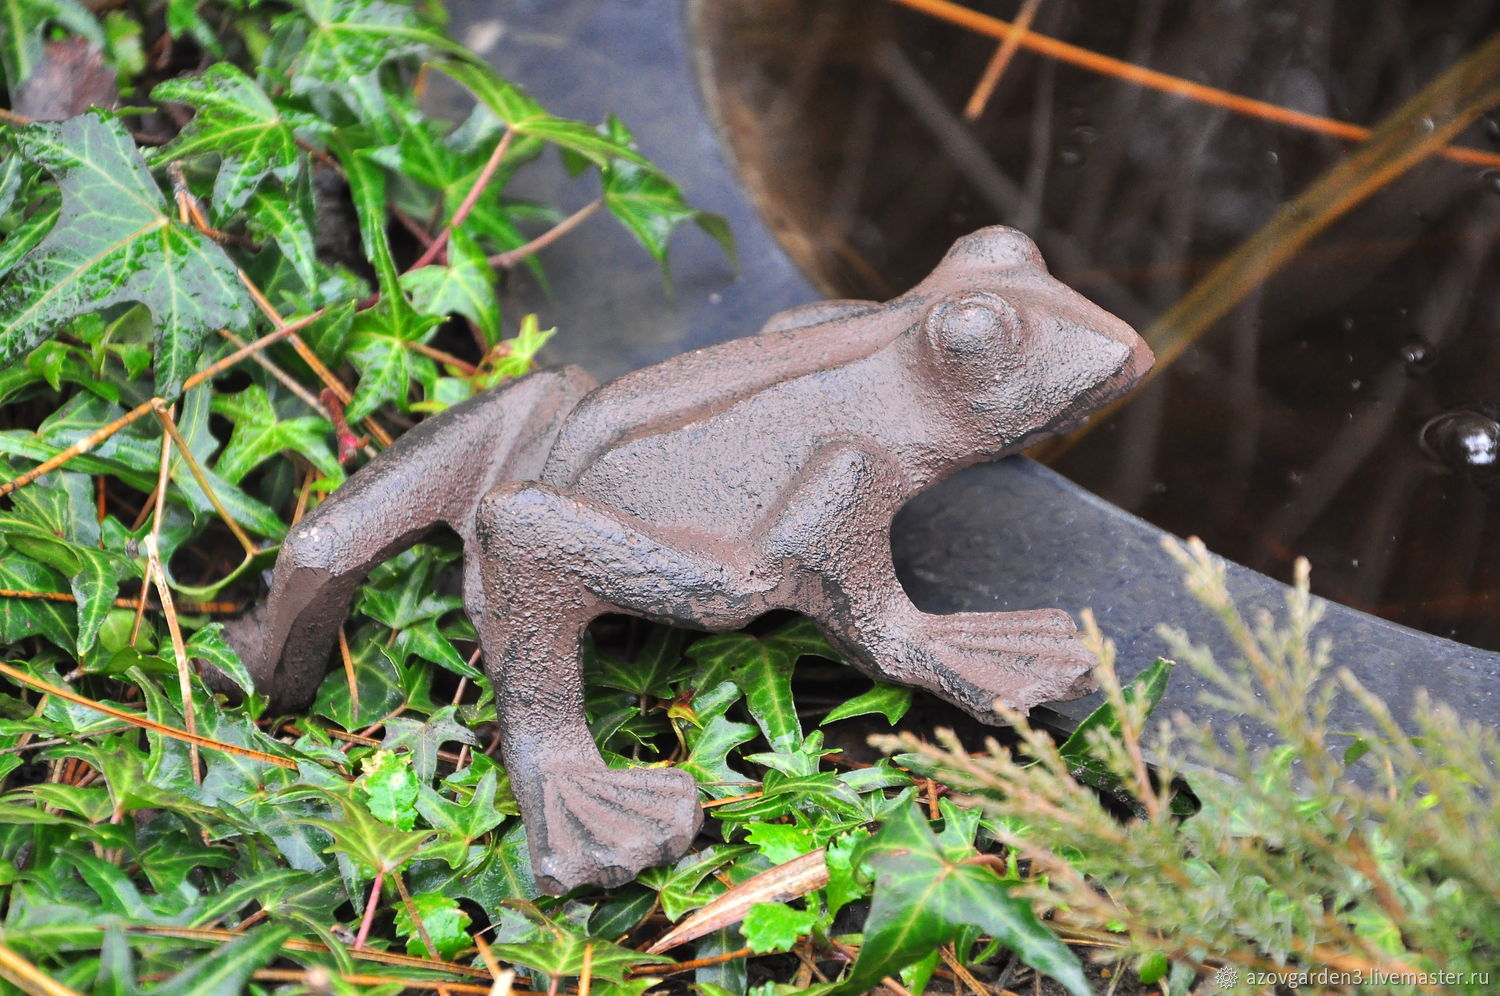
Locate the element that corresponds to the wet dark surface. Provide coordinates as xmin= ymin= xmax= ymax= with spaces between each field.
xmin=692 ymin=0 xmax=1500 ymax=652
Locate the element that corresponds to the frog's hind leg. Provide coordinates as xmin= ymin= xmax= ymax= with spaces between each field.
xmin=470 ymin=482 xmax=771 ymax=894
xmin=224 ymin=367 xmax=595 ymax=713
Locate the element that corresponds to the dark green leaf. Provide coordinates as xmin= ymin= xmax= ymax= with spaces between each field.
xmin=832 ymin=804 xmax=1088 ymax=996
xmin=152 ymin=924 xmax=292 ymax=996
xmin=0 ymin=111 xmax=252 ymax=398
xmin=687 ymin=632 xmax=799 ymax=754
xmin=1058 ymin=657 xmax=1173 ymax=765
xmin=598 ymin=116 xmax=733 ymax=278
xmin=821 ymin=682 xmax=912 ymax=726
xmin=210 ymin=384 xmax=340 ymax=484
xmin=151 ymin=64 xmax=323 ymax=223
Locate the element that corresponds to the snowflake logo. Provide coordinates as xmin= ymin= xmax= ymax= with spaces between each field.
xmin=1214 ymin=965 xmax=1240 ymax=990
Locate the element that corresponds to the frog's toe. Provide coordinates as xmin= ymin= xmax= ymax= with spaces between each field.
xmin=526 ymin=764 xmax=702 ymax=895
xmin=916 ymin=613 xmax=1099 ymax=718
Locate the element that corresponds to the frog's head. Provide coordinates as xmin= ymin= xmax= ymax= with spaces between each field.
xmin=910 ymin=227 xmax=1152 ymax=454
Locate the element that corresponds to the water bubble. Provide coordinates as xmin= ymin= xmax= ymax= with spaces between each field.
xmin=1400 ymin=336 xmax=1437 ymax=374
xmin=1483 ymin=170 xmax=1500 ymax=195
xmin=1266 ymin=150 xmax=1279 ymax=165
xmin=1349 ymin=378 xmax=1362 ymax=391
xmin=1058 ymin=146 xmax=1084 ymax=167
xmin=1420 ymin=410 xmax=1500 ymax=472
xmin=1339 ymin=315 xmax=1355 ymax=332
xmin=1485 ymin=113 xmax=1500 ymax=146
xmin=1419 ymin=116 xmax=1436 ymax=132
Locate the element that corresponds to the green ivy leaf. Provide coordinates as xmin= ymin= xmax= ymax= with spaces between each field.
xmin=688 ymin=632 xmax=799 ymax=754
xmin=396 ymin=891 xmax=471 ymax=959
xmin=344 ymin=301 xmax=440 ymax=420
xmin=244 ymin=176 xmax=320 ymax=292
xmin=151 ymin=64 xmax=324 ymax=223
xmin=358 ymin=750 xmax=420 ymax=830
xmin=272 ymin=0 xmax=463 ymax=128
xmin=437 ymin=60 xmax=661 ymax=172
xmin=742 ymin=902 xmax=817 ymax=954
xmin=0 ymin=111 xmax=252 ymax=398
xmin=209 ymin=384 xmax=340 ymax=485
xmin=1057 ymin=657 xmax=1173 ymax=766
xmin=151 ymin=924 xmax=292 ymax=996
xmin=821 ymin=681 xmax=912 ymax=727
xmin=0 ymin=552 xmax=74 ymax=649
xmin=379 ymin=706 xmax=478 ymax=781
xmin=598 ymin=115 xmax=733 ymax=282
xmin=399 ymin=226 xmax=500 ymax=340
xmin=488 ymin=914 xmax=671 ymax=986
xmin=636 ymin=844 xmax=752 ymax=920
xmin=831 ymin=804 xmax=1088 ymax=996
xmin=287 ymin=785 xmax=437 ymax=875
xmin=0 ymin=512 xmax=131 ymax=656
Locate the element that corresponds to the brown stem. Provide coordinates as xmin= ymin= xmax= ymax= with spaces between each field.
xmin=487 ymin=199 xmax=603 ymax=268
xmin=407 ymin=129 xmax=516 ymax=273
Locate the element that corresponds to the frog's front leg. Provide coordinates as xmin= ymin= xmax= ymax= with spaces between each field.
xmin=470 ymin=484 xmax=774 ymax=894
xmin=768 ymin=447 xmax=1099 ymax=720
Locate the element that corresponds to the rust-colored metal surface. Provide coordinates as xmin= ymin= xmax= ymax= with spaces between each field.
xmin=226 ymin=226 xmax=1152 ymax=893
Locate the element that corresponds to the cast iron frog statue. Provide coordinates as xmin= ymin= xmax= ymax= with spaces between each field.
xmin=227 ymin=226 xmax=1153 ymax=894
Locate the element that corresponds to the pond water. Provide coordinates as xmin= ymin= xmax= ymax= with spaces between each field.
xmin=691 ymin=0 xmax=1500 ymax=652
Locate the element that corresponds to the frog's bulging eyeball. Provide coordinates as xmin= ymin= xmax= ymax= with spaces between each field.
xmin=219 ymin=225 xmax=1153 ymax=895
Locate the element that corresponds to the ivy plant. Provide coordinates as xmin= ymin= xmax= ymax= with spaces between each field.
xmin=0 ymin=0 xmax=1104 ymax=993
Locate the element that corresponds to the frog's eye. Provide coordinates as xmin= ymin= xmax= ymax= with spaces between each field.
xmin=924 ymin=293 xmax=1023 ymax=359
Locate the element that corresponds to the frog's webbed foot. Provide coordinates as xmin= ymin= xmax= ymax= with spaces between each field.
xmin=523 ymin=761 xmax=702 ymax=894
xmin=889 ymin=609 xmax=1099 ymax=719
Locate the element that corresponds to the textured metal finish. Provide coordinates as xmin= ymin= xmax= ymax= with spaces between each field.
xmin=235 ymin=226 xmax=1152 ymax=893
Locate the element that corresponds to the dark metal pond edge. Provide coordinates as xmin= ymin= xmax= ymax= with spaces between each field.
xmin=462 ymin=0 xmax=1500 ymax=752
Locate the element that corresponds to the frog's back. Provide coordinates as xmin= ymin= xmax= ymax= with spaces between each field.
xmin=539 ymin=297 xmax=925 ymax=490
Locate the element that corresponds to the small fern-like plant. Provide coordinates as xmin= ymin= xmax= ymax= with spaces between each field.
xmin=879 ymin=538 xmax=1499 ymax=993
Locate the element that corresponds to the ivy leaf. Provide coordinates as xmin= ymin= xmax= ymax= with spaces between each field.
xmin=489 ymin=915 xmax=672 ymax=986
xmin=742 ymin=902 xmax=817 ymax=954
xmin=438 ymin=60 xmax=661 ymax=172
xmin=358 ymin=750 xmax=420 ymax=831
xmin=287 ymin=785 xmax=437 ymax=875
xmin=379 ymin=706 xmax=478 ymax=781
xmin=1058 ymin=657 xmax=1174 ymax=766
xmin=599 ymin=115 xmax=733 ymax=281
xmin=209 ymin=384 xmax=340 ymax=485
xmin=344 ymin=301 xmax=440 ymax=420
xmin=151 ymin=64 xmax=323 ymax=223
xmin=414 ymin=770 xmax=509 ymax=869
xmin=396 ymin=891 xmax=472 ymax=959
xmin=680 ymin=710 xmax=758 ymax=798
xmin=272 ymin=0 xmax=462 ymax=128
xmin=476 ymin=313 xmax=554 ymax=385
xmin=0 ymin=111 xmax=252 ymax=398
xmin=688 ymin=632 xmax=800 ymax=754
xmin=831 ymin=804 xmax=1088 ymax=996
xmin=821 ymin=682 xmax=912 ymax=727
xmin=151 ymin=924 xmax=292 ymax=996
xmin=0 ymin=0 xmax=102 ymax=93
xmin=0 ymin=512 xmax=131 ymax=656
xmin=636 ymin=844 xmax=753 ymax=920
xmin=244 ymin=175 xmax=320 ymax=292
xmin=399 ymin=226 xmax=500 ymax=341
